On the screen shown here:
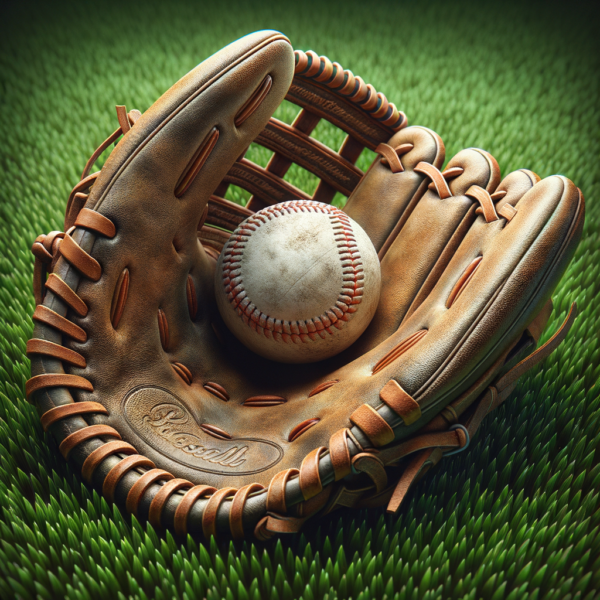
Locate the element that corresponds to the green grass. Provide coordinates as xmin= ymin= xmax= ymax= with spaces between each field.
xmin=1 ymin=0 xmax=599 ymax=598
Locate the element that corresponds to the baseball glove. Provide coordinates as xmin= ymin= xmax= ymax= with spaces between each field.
xmin=27 ymin=31 xmax=584 ymax=541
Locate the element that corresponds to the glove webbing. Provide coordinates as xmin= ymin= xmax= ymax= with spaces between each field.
xmin=295 ymin=50 xmax=406 ymax=132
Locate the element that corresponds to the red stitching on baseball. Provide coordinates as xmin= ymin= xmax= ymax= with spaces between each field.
xmin=222 ymin=201 xmax=364 ymax=343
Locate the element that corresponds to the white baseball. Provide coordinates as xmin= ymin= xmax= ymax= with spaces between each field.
xmin=215 ymin=200 xmax=381 ymax=363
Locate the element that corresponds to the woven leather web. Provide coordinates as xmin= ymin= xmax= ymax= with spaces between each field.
xmin=199 ymin=49 xmax=408 ymax=256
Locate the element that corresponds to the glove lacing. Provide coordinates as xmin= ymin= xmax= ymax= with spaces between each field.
xmin=376 ymin=143 xmax=517 ymax=223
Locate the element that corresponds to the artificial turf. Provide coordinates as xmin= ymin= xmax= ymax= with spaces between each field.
xmin=1 ymin=0 xmax=599 ymax=598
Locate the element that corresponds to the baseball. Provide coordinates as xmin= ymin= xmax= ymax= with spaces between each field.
xmin=215 ymin=200 xmax=381 ymax=363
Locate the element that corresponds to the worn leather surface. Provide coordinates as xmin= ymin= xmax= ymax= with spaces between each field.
xmin=344 ymin=126 xmax=445 ymax=253
xmin=31 ymin=32 xmax=584 ymax=499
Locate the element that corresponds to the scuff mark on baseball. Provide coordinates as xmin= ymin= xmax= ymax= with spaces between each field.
xmin=215 ymin=200 xmax=381 ymax=363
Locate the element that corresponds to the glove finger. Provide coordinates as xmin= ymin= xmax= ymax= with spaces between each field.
xmin=334 ymin=167 xmax=584 ymax=456
xmin=343 ymin=126 xmax=445 ymax=254
xmin=353 ymin=147 xmax=500 ymax=355
xmin=494 ymin=168 xmax=540 ymax=215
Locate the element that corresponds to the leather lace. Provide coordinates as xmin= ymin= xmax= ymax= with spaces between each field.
xmin=375 ymin=148 xmax=518 ymax=224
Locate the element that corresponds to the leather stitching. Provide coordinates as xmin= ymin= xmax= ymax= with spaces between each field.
xmin=222 ymin=200 xmax=364 ymax=344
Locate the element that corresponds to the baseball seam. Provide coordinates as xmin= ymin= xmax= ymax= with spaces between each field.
xmin=222 ymin=200 xmax=364 ymax=344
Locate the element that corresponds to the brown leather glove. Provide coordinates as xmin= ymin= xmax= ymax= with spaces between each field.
xmin=27 ymin=32 xmax=584 ymax=541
